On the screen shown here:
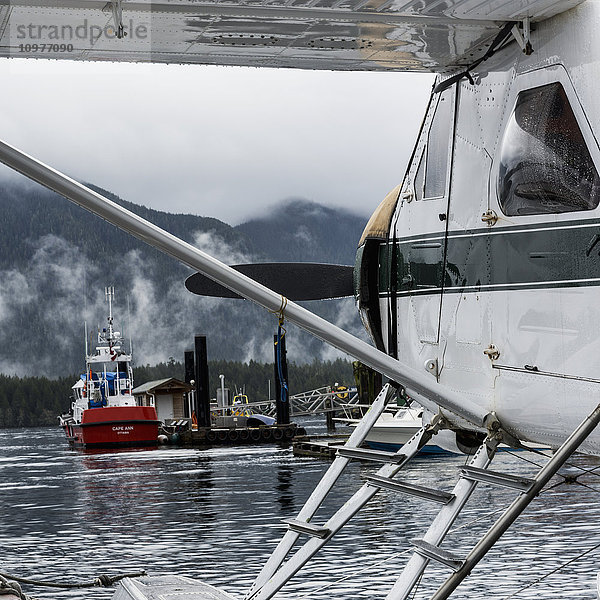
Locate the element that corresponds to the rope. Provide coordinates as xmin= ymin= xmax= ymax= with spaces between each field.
xmin=0 ymin=571 xmax=146 ymax=590
xmin=268 ymin=295 xmax=288 ymax=327
xmin=0 ymin=575 xmax=32 ymax=600
xmin=499 ymin=541 xmax=600 ymax=599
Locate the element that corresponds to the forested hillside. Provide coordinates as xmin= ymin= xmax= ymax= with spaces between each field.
xmin=236 ymin=198 xmax=362 ymax=264
xmin=0 ymin=180 xmax=368 ymax=377
xmin=0 ymin=359 xmax=354 ymax=427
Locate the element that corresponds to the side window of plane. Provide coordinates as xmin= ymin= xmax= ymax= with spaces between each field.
xmin=414 ymin=153 xmax=425 ymax=201
xmin=422 ymin=88 xmax=453 ymax=200
xmin=498 ymin=82 xmax=600 ymax=216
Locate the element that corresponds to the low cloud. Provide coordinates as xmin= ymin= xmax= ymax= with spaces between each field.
xmin=293 ymin=225 xmax=313 ymax=245
xmin=192 ymin=230 xmax=255 ymax=265
xmin=0 ymin=231 xmax=367 ymax=377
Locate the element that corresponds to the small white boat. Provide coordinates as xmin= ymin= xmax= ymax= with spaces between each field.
xmin=363 ymin=406 xmax=552 ymax=454
xmin=364 ymin=407 xmax=452 ymax=454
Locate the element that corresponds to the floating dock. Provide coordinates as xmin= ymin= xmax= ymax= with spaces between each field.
xmin=292 ymin=433 xmax=349 ymax=458
xmin=177 ymin=423 xmax=302 ymax=446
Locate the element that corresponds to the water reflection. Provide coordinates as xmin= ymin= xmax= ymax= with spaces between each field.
xmin=276 ymin=465 xmax=295 ymax=511
xmin=0 ymin=428 xmax=599 ymax=600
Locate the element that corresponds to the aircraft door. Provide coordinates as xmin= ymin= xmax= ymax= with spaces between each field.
xmin=392 ymin=87 xmax=455 ymax=371
xmin=487 ymin=68 xmax=600 ymax=433
xmin=435 ymin=80 xmax=496 ymax=394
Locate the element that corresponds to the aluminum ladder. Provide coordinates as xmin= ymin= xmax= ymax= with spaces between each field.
xmin=244 ymin=381 xmax=448 ymax=600
xmin=245 ymin=391 xmax=600 ymax=600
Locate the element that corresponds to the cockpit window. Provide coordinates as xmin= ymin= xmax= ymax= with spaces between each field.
xmin=498 ymin=82 xmax=600 ymax=216
xmin=423 ymin=88 xmax=453 ymax=200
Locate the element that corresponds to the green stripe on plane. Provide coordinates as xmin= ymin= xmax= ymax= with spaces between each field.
xmin=378 ymin=221 xmax=600 ymax=296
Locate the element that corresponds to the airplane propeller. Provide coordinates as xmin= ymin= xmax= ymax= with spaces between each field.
xmin=185 ymin=263 xmax=354 ymax=300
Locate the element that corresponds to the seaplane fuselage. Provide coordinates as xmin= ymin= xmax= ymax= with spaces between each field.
xmin=355 ymin=1 xmax=600 ymax=453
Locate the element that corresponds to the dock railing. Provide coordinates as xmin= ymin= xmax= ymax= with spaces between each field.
xmin=208 ymin=386 xmax=361 ymax=418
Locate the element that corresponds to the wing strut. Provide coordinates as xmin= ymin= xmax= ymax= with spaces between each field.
xmin=0 ymin=137 xmax=487 ymax=428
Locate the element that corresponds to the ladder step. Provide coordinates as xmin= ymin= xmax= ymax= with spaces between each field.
xmin=283 ymin=518 xmax=331 ymax=539
xmin=366 ymin=474 xmax=454 ymax=504
xmin=460 ymin=466 xmax=535 ymax=492
xmin=336 ymin=447 xmax=406 ymax=464
xmin=411 ymin=539 xmax=464 ymax=572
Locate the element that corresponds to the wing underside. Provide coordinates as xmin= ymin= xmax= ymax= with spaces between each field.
xmin=0 ymin=0 xmax=586 ymax=71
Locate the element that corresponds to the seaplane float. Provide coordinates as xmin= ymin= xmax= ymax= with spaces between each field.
xmin=1 ymin=0 xmax=600 ymax=597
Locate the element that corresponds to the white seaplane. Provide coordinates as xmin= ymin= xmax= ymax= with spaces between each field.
xmin=1 ymin=0 xmax=600 ymax=598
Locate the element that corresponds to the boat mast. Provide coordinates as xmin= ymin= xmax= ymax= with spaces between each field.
xmin=105 ymin=286 xmax=114 ymax=338
xmin=104 ymin=286 xmax=118 ymax=357
xmin=127 ymin=294 xmax=133 ymax=356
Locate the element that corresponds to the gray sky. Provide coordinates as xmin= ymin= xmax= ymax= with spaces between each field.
xmin=0 ymin=59 xmax=433 ymax=224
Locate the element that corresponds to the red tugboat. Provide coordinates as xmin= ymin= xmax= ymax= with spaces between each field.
xmin=59 ymin=287 xmax=160 ymax=448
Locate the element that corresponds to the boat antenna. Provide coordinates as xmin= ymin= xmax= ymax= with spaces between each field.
xmin=84 ymin=320 xmax=88 ymax=358
xmin=105 ymin=286 xmax=115 ymax=348
xmin=127 ymin=293 xmax=133 ymax=355
xmin=106 ymin=286 xmax=114 ymax=320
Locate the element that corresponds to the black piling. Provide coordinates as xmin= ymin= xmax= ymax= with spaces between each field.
xmin=184 ymin=350 xmax=195 ymax=384
xmin=175 ymin=333 xmax=306 ymax=447
xmin=194 ymin=335 xmax=211 ymax=428
xmin=274 ymin=333 xmax=290 ymax=425
xmin=326 ymin=407 xmax=336 ymax=432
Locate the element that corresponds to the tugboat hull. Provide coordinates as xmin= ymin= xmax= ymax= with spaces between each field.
xmin=65 ymin=406 xmax=160 ymax=448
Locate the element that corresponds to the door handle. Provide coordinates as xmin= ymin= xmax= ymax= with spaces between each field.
xmin=586 ymin=234 xmax=600 ymax=257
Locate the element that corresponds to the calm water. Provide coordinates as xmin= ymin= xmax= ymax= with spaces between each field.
xmin=1 ymin=424 xmax=600 ymax=600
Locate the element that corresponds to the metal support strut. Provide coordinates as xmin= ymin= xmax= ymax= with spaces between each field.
xmin=430 ymin=401 xmax=600 ymax=600
xmin=110 ymin=0 xmax=126 ymax=38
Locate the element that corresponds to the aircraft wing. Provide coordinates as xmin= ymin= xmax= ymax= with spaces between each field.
xmin=0 ymin=0 xmax=586 ymax=72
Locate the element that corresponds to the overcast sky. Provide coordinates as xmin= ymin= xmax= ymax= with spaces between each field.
xmin=0 ymin=59 xmax=433 ymax=225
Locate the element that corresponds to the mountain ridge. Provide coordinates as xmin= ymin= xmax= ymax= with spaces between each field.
xmin=236 ymin=197 xmax=365 ymax=264
xmin=0 ymin=179 xmax=369 ymax=377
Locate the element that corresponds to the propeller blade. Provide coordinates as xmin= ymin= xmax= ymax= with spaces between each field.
xmin=185 ymin=263 xmax=354 ymax=300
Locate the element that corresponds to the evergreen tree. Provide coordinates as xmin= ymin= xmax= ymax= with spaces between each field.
xmin=0 ymin=359 xmax=354 ymax=427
